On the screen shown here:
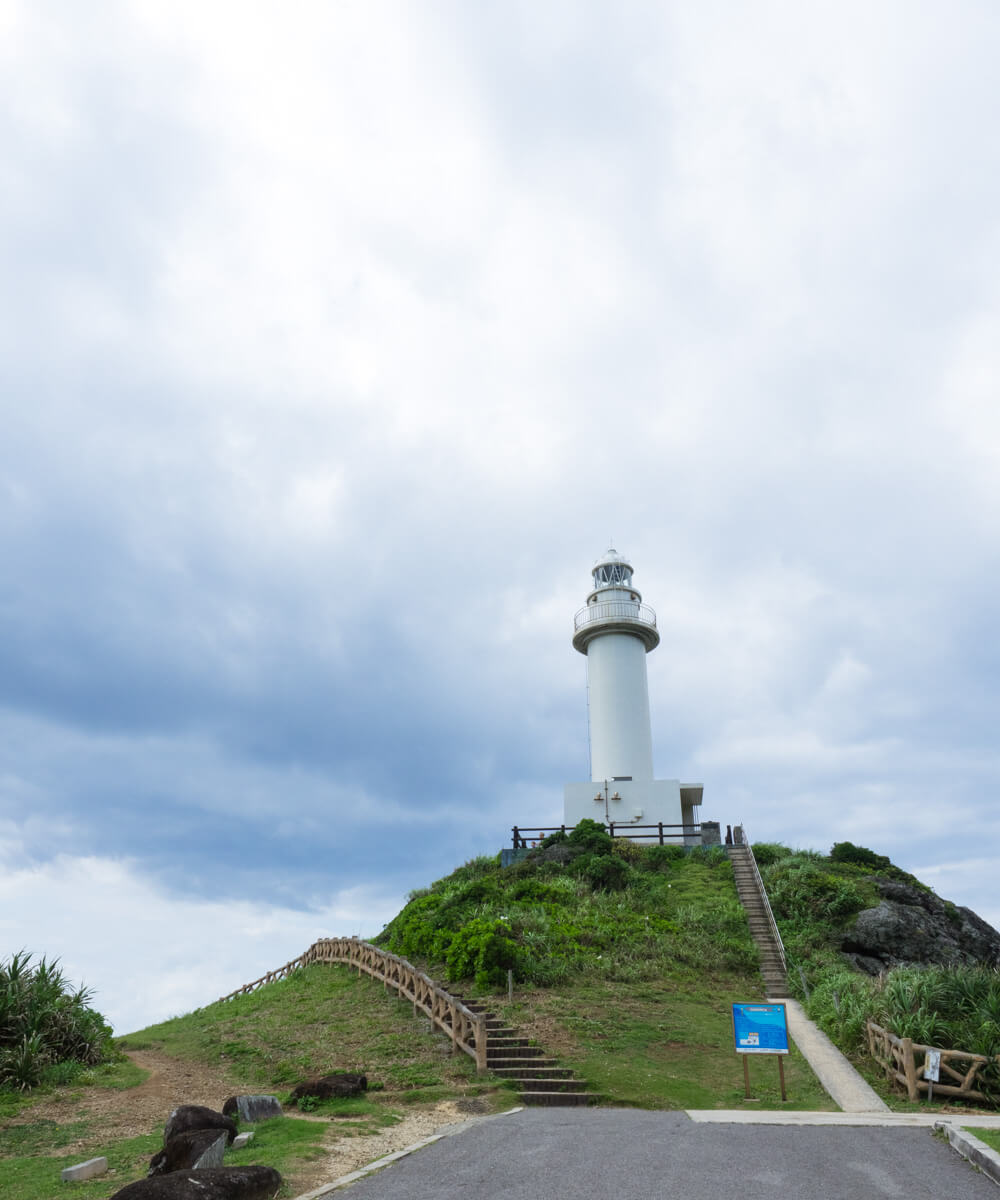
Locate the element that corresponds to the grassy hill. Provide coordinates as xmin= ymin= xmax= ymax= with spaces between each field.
xmin=4 ymin=825 xmax=999 ymax=1198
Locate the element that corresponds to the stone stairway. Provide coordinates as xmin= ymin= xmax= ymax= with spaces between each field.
xmin=727 ymin=844 xmax=789 ymax=998
xmin=453 ymin=995 xmax=596 ymax=1106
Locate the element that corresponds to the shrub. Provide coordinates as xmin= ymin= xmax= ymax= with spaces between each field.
xmin=610 ymin=838 xmax=645 ymax=863
xmin=830 ymin=842 xmax=891 ymax=872
xmin=751 ymin=843 xmax=792 ymax=869
xmin=566 ymin=819 xmax=614 ymax=857
xmin=642 ymin=845 xmax=684 ymax=872
xmin=444 ymin=919 xmax=517 ymax=989
xmin=577 ymin=855 xmax=633 ymax=892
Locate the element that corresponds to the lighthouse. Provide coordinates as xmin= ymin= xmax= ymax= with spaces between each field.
xmin=564 ymin=548 xmax=703 ymax=836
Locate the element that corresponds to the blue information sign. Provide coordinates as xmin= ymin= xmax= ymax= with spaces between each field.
xmin=732 ymin=1003 xmax=789 ymax=1055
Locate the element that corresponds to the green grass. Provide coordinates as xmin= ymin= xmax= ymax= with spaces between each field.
xmin=0 ymin=1119 xmax=336 ymax=1200
xmin=128 ymin=962 xmax=505 ymax=1107
xmin=0 ymin=1131 xmax=161 ymax=1200
xmin=493 ymin=976 xmax=834 ymax=1111
xmin=966 ymin=1127 xmax=1000 ymax=1152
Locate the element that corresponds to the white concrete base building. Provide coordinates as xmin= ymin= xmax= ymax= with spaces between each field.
xmin=563 ymin=548 xmax=702 ymax=838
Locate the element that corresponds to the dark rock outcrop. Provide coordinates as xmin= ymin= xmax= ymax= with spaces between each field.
xmin=163 ymin=1105 xmax=238 ymax=1146
xmin=842 ymin=879 xmax=1000 ymax=974
xmin=148 ymin=1130 xmax=228 ymax=1175
xmin=287 ymin=1072 xmax=367 ymax=1104
xmin=110 ymin=1165 xmax=281 ymax=1200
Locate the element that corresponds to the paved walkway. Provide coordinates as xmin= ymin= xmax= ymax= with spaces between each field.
xmin=780 ymin=997 xmax=888 ymax=1112
xmin=688 ymin=1108 xmax=1000 ymax=1127
xmin=312 ymin=1108 xmax=1000 ymax=1199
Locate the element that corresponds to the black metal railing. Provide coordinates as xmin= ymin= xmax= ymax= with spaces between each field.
xmin=512 ymin=822 xmax=700 ymax=848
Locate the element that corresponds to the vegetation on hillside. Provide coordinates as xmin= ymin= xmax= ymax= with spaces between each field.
xmin=753 ymin=842 xmax=1000 ymax=1097
xmin=377 ymin=820 xmax=758 ymax=989
xmin=0 ymin=952 xmax=114 ymax=1092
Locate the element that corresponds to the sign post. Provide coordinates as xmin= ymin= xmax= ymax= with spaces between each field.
xmin=732 ymin=1003 xmax=790 ymax=1102
xmin=925 ymin=1049 xmax=941 ymax=1104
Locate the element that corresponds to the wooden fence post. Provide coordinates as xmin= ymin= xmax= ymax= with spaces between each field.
xmin=901 ymin=1037 xmax=918 ymax=1101
xmin=474 ymin=1013 xmax=487 ymax=1075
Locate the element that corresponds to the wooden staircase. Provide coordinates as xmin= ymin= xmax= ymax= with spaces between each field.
xmin=727 ymin=844 xmax=789 ymax=998
xmin=453 ymin=995 xmax=596 ymax=1106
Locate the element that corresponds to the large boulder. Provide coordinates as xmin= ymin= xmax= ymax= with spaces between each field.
xmin=163 ymin=1105 xmax=238 ymax=1146
xmin=287 ymin=1072 xmax=367 ymax=1104
xmin=148 ymin=1130 xmax=228 ymax=1175
xmin=222 ymin=1095 xmax=283 ymax=1122
xmin=842 ymin=879 xmax=1000 ymax=973
xmin=110 ymin=1166 xmax=281 ymax=1200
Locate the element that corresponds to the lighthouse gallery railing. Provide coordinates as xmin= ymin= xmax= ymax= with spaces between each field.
xmin=573 ymin=600 xmax=657 ymax=632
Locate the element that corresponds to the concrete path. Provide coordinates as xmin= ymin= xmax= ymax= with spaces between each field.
xmin=688 ymin=1108 xmax=1000 ymax=1127
xmin=314 ymin=1107 xmax=1000 ymax=1199
xmin=781 ymin=997 xmax=888 ymax=1112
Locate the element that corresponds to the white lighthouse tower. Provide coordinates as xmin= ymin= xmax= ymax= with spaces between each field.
xmin=564 ymin=548 xmax=703 ymax=836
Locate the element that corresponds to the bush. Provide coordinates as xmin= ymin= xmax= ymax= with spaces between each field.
xmin=829 ymin=842 xmax=891 ymax=872
xmin=751 ymin=843 xmax=792 ymax=869
xmin=575 ymin=854 xmax=633 ymax=892
xmin=610 ymin=838 xmax=645 ymax=863
xmin=642 ymin=845 xmax=684 ymax=872
xmin=566 ymin=819 xmax=614 ymax=857
xmin=444 ymin=919 xmax=517 ymax=989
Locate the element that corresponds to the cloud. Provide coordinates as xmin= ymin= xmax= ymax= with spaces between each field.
xmin=0 ymin=837 xmax=400 ymax=1035
xmin=1 ymin=1 xmax=999 ymax=1028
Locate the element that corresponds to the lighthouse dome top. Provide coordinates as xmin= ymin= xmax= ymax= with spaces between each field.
xmin=572 ymin=547 xmax=659 ymax=654
xmin=591 ymin=547 xmax=633 ymax=589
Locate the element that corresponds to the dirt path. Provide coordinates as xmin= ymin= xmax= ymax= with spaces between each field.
xmin=7 ymin=1049 xmax=483 ymax=1195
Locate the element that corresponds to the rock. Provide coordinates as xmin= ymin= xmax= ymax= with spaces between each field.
xmin=60 ymin=1156 xmax=108 ymax=1182
xmin=148 ymin=1130 xmax=228 ymax=1175
xmin=110 ymin=1166 xmax=281 ymax=1200
xmin=288 ymin=1072 xmax=368 ymax=1104
xmin=231 ymin=1132 xmax=254 ymax=1150
xmin=221 ymin=1095 xmax=283 ymax=1122
xmin=163 ymin=1105 xmax=238 ymax=1146
xmin=842 ymin=880 xmax=1000 ymax=973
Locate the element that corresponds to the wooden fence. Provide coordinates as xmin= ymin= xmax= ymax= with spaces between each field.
xmin=217 ymin=938 xmax=489 ymax=1073
xmin=867 ymin=1019 xmax=999 ymax=1103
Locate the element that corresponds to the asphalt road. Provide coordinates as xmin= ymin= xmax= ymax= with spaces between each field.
xmin=339 ymin=1109 xmax=996 ymax=1199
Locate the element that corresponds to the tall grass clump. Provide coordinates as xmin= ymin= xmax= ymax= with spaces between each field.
xmin=805 ymin=963 xmax=1000 ymax=1098
xmin=0 ymin=951 xmax=114 ymax=1091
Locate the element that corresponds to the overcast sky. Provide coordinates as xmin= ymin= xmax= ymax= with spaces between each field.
xmin=2 ymin=1 xmax=999 ymax=1034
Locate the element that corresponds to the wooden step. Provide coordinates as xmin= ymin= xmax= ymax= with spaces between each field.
xmin=492 ymin=1067 xmax=572 ymax=1079
xmin=486 ymin=1045 xmax=547 ymax=1062
xmin=519 ymin=1091 xmax=594 ymax=1107
xmin=509 ymin=1077 xmax=583 ymax=1092
xmin=488 ymin=1056 xmax=559 ymax=1071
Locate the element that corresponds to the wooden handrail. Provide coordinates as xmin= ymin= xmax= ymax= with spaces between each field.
xmin=216 ymin=938 xmax=488 ymax=1073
